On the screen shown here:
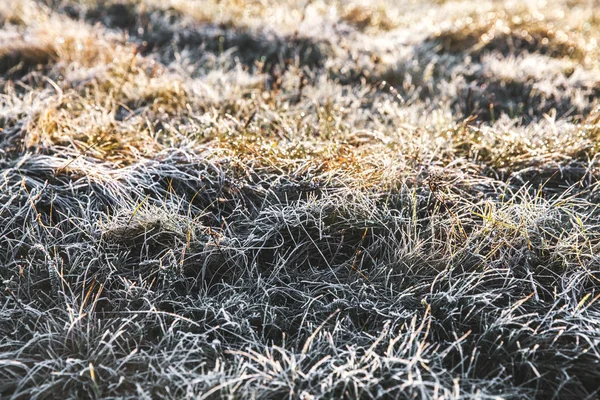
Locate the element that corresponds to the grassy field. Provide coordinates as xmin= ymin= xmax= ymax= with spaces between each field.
xmin=2 ymin=0 xmax=600 ymax=398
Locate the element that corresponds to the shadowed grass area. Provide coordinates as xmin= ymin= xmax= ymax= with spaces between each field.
xmin=2 ymin=0 xmax=600 ymax=399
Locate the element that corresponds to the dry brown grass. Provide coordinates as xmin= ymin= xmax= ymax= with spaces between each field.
xmin=340 ymin=2 xmax=399 ymax=32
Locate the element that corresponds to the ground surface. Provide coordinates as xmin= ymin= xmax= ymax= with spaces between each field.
xmin=2 ymin=0 xmax=600 ymax=398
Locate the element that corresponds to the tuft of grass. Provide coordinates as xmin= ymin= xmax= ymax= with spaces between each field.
xmin=340 ymin=2 xmax=400 ymax=32
xmin=0 ymin=39 xmax=56 ymax=76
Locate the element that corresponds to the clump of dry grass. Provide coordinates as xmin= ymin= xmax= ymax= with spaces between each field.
xmin=2 ymin=0 xmax=600 ymax=399
xmin=340 ymin=2 xmax=399 ymax=32
xmin=0 ymin=39 xmax=56 ymax=75
xmin=430 ymin=4 xmax=595 ymax=62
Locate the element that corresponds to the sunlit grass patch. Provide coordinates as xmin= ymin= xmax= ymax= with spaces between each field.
xmin=340 ymin=2 xmax=400 ymax=32
xmin=430 ymin=4 xmax=599 ymax=64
